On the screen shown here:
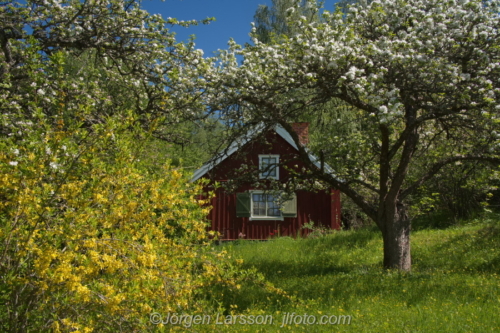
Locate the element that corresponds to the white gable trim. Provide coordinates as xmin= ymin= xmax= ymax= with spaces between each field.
xmin=190 ymin=124 xmax=336 ymax=182
xmin=190 ymin=124 xmax=263 ymax=182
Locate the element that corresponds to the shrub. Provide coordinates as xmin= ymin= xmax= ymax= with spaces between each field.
xmin=0 ymin=73 xmax=241 ymax=333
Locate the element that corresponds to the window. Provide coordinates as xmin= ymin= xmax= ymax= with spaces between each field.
xmin=252 ymin=192 xmax=281 ymax=218
xmin=259 ymin=155 xmax=279 ymax=179
xmin=236 ymin=191 xmax=297 ymax=220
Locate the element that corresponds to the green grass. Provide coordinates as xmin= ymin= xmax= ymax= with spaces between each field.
xmin=162 ymin=216 xmax=500 ymax=332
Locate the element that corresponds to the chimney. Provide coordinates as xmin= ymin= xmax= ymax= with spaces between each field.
xmin=291 ymin=122 xmax=309 ymax=146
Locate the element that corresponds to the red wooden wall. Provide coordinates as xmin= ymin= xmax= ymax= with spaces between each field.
xmin=208 ymin=188 xmax=341 ymax=240
xmin=201 ymin=128 xmax=341 ymax=240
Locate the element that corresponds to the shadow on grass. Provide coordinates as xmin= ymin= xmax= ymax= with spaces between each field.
xmin=230 ymin=228 xmax=381 ymax=279
xmin=240 ymin=257 xmax=350 ymax=278
xmin=299 ymin=226 xmax=381 ymax=250
xmin=412 ymin=211 xmax=459 ymax=231
xmin=413 ymin=222 xmax=500 ymax=273
xmin=223 ymin=264 xmax=493 ymax=313
xmin=222 ymin=219 xmax=500 ymax=314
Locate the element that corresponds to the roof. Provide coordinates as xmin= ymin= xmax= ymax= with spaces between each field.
xmin=190 ymin=124 xmax=336 ymax=182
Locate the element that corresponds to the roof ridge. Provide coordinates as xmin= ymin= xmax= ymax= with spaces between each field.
xmin=190 ymin=123 xmax=336 ymax=182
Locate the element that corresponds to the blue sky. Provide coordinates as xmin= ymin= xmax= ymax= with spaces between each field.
xmin=141 ymin=0 xmax=340 ymax=57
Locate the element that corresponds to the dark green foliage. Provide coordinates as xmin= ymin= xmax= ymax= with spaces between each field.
xmin=253 ymin=0 xmax=321 ymax=44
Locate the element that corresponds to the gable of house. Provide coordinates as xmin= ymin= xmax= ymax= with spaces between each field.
xmin=191 ymin=123 xmax=335 ymax=182
xmin=192 ymin=123 xmax=341 ymax=239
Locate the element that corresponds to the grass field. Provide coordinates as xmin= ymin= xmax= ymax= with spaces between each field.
xmin=160 ymin=215 xmax=500 ymax=332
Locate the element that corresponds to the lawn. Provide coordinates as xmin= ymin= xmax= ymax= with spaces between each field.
xmin=159 ymin=215 xmax=500 ymax=332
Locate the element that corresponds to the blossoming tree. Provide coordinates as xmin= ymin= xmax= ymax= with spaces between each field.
xmin=211 ymin=0 xmax=500 ymax=271
xmin=1 ymin=0 xmax=214 ymax=138
xmin=0 ymin=0 xmax=259 ymax=331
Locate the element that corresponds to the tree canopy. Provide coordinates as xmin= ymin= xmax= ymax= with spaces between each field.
xmin=0 ymin=1 xmax=263 ymax=331
xmin=1 ymin=0 xmax=216 ymax=142
xmin=210 ymin=0 xmax=500 ymax=270
xmin=253 ymin=0 xmax=322 ymax=43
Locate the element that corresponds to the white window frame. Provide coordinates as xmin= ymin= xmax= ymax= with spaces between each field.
xmin=258 ymin=154 xmax=279 ymax=180
xmin=249 ymin=190 xmax=284 ymax=221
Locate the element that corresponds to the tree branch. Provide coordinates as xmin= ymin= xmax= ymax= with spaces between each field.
xmin=277 ymin=120 xmax=378 ymax=221
xmin=401 ymin=155 xmax=500 ymax=200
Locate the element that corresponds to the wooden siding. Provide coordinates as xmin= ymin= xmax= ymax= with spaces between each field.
xmin=208 ymin=188 xmax=341 ymax=240
xmin=202 ymin=128 xmax=342 ymax=240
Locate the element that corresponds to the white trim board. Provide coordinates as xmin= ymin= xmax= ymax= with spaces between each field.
xmin=190 ymin=124 xmax=336 ymax=182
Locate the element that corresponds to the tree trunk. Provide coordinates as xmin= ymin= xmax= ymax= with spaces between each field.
xmin=380 ymin=202 xmax=411 ymax=271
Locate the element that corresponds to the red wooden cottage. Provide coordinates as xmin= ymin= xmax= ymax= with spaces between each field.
xmin=191 ymin=123 xmax=341 ymax=240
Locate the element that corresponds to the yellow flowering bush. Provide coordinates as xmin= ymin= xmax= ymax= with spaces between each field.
xmin=0 ymin=6 xmax=278 ymax=331
xmin=0 ymin=110 xmax=246 ymax=332
xmin=0 ymin=46 xmax=247 ymax=331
